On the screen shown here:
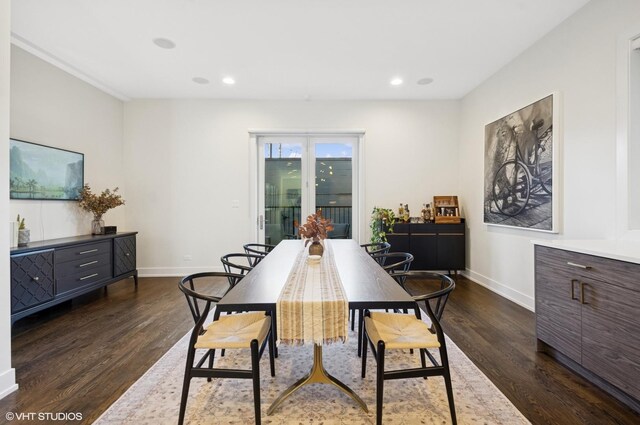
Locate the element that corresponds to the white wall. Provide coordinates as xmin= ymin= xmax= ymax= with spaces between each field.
xmin=0 ymin=0 xmax=18 ymax=400
xmin=10 ymin=46 xmax=125 ymax=240
xmin=123 ymin=100 xmax=460 ymax=275
xmin=458 ymin=0 xmax=640 ymax=309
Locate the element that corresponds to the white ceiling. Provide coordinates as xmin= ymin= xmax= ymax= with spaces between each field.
xmin=11 ymin=0 xmax=591 ymax=101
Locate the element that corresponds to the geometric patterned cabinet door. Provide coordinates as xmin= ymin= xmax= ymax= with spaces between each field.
xmin=11 ymin=249 xmax=55 ymax=313
xmin=114 ymin=235 xmax=136 ymax=277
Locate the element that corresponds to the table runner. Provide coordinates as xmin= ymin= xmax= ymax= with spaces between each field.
xmin=276 ymin=240 xmax=349 ymax=345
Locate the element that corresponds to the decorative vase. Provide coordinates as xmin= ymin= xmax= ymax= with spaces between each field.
xmin=91 ymin=216 xmax=104 ymax=235
xmin=309 ymin=240 xmax=324 ymax=257
xmin=18 ymin=229 xmax=30 ymax=246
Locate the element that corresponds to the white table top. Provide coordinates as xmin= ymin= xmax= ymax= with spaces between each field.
xmin=532 ymin=239 xmax=640 ymax=264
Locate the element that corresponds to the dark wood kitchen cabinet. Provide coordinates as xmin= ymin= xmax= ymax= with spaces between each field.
xmin=535 ymin=244 xmax=640 ymax=411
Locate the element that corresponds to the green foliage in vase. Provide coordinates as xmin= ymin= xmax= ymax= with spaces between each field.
xmin=370 ymin=207 xmax=395 ymax=243
xmin=16 ymin=214 xmax=26 ymax=230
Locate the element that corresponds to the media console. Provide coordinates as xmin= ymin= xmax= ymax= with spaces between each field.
xmin=10 ymin=232 xmax=138 ymax=323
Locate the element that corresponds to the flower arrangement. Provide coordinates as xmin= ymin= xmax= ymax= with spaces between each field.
xmin=77 ymin=184 xmax=125 ymax=220
xmin=370 ymin=207 xmax=396 ymax=243
xmin=298 ymin=210 xmax=334 ymax=245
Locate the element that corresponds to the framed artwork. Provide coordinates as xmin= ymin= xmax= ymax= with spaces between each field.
xmin=9 ymin=138 xmax=84 ymax=200
xmin=483 ymin=94 xmax=559 ymax=232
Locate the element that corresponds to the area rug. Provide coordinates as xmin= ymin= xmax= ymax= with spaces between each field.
xmin=95 ymin=313 xmax=530 ymax=424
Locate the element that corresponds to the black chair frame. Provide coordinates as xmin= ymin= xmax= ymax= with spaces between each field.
xmin=220 ymin=253 xmax=263 ymax=277
xmin=178 ymin=272 xmax=275 ymax=425
xmin=243 ymin=243 xmax=276 ymax=262
xmin=361 ymin=272 xmax=456 ymax=425
xmin=360 ymin=242 xmax=391 ymax=262
xmin=356 ymin=252 xmax=414 ymax=357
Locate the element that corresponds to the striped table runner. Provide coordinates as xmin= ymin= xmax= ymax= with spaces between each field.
xmin=276 ymin=240 xmax=349 ymax=345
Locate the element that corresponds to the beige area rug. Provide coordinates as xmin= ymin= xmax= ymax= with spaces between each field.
xmin=95 ymin=313 xmax=530 ymax=425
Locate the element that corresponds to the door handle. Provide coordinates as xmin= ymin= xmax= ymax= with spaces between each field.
xmin=570 ymin=279 xmax=579 ymax=300
xmin=579 ymin=281 xmax=588 ymax=305
xmin=567 ymin=261 xmax=591 ymax=270
xmin=259 ymin=215 xmax=264 ymax=230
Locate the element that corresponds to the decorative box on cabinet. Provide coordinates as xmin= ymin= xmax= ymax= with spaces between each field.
xmin=386 ymin=221 xmax=465 ymax=272
xmin=535 ymin=244 xmax=640 ymax=411
xmin=10 ymin=232 xmax=138 ymax=323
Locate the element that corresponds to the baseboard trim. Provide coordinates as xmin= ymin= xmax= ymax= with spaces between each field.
xmin=461 ymin=268 xmax=534 ymax=312
xmin=0 ymin=368 xmax=18 ymax=400
xmin=138 ymin=266 xmax=224 ymax=277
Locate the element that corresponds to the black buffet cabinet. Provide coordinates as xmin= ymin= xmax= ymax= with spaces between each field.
xmin=10 ymin=232 xmax=138 ymax=323
xmin=386 ymin=221 xmax=465 ymax=272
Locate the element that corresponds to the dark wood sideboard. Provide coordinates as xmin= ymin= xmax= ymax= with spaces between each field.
xmin=10 ymin=232 xmax=138 ymax=323
xmin=535 ymin=245 xmax=640 ymax=412
xmin=385 ymin=221 xmax=465 ymax=272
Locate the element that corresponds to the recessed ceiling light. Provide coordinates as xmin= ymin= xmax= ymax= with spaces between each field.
xmin=192 ymin=77 xmax=210 ymax=85
xmin=417 ymin=77 xmax=434 ymax=85
xmin=152 ymin=38 xmax=176 ymax=49
xmin=222 ymin=77 xmax=235 ymax=85
xmin=390 ymin=77 xmax=403 ymax=86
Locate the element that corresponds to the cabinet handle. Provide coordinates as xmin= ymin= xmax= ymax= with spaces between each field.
xmin=412 ymin=233 xmax=436 ymax=236
xmin=79 ymin=260 xmax=98 ymax=267
xmin=80 ymin=273 xmax=98 ymax=281
xmin=79 ymin=249 xmax=98 ymax=255
xmin=31 ymin=276 xmax=39 ymax=282
xmin=125 ymin=253 xmax=130 ymax=256
xmin=440 ymin=233 xmax=465 ymax=236
xmin=580 ymin=282 xmax=587 ymax=304
xmin=390 ymin=233 xmax=409 ymax=236
xmin=567 ymin=261 xmax=591 ymax=270
xmin=570 ymin=279 xmax=579 ymax=300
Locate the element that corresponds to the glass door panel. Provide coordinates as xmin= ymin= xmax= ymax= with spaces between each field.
xmin=261 ymin=139 xmax=304 ymax=245
xmin=312 ymin=139 xmax=354 ymax=239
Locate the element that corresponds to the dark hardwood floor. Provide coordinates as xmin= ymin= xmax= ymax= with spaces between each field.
xmin=1 ymin=275 xmax=638 ymax=424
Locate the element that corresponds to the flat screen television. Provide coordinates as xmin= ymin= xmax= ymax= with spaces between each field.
xmin=9 ymin=138 xmax=84 ymax=200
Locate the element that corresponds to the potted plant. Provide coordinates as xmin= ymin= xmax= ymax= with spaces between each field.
xmin=370 ymin=207 xmax=396 ymax=243
xmin=298 ymin=210 xmax=334 ymax=257
xmin=77 ymin=184 xmax=125 ymax=235
xmin=16 ymin=214 xmax=30 ymax=246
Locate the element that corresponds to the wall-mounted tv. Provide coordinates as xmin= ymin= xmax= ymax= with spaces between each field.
xmin=9 ymin=138 xmax=84 ymax=200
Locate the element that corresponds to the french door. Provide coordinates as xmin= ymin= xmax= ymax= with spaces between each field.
xmin=253 ymin=132 xmax=361 ymax=245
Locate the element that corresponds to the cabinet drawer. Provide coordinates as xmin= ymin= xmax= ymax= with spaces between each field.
xmin=56 ymin=252 xmax=111 ymax=279
xmin=56 ymin=264 xmax=112 ymax=295
xmin=537 ymin=246 xmax=639 ymax=292
xmin=11 ymin=250 xmax=55 ymax=313
xmin=435 ymin=224 xmax=465 ymax=234
xmin=55 ymin=241 xmax=112 ymax=264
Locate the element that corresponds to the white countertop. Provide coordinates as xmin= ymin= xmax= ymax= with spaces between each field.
xmin=531 ymin=239 xmax=640 ymax=264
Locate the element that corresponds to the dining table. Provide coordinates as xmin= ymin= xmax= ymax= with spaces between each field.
xmin=216 ymin=239 xmax=416 ymax=415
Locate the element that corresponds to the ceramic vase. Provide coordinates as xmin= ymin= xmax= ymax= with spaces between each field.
xmin=18 ymin=228 xmax=30 ymax=246
xmin=308 ymin=240 xmax=324 ymax=257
